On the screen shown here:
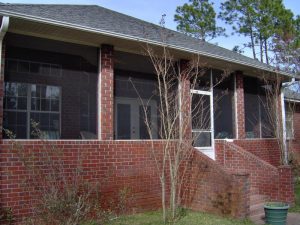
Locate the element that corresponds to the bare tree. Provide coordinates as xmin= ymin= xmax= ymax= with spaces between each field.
xmin=129 ymin=39 xmax=229 ymax=223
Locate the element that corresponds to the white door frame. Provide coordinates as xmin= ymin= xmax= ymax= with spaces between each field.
xmin=191 ymin=70 xmax=215 ymax=159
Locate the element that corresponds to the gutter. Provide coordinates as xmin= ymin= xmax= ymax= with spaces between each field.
xmin=0 ymin=10 xmax=294 ymax=78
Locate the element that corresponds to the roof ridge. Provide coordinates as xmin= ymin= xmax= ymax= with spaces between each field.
xmin=0 ymin=3 xmax=98 ymax=6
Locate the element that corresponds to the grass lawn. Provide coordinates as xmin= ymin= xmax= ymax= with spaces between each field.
xmin=290 ymin=179 xmax=300 ymax=212
xmin=106 ymin=211 xmax=254 ymax=225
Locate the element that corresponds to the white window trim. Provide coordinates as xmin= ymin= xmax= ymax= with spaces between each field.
xmin=4 ymin=82 xmax=61 ymax=139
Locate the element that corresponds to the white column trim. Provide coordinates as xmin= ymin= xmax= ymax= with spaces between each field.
xmin=280 ymin=89 xmax=288 ymax=164
xmin=97 ymin=48 xmax=102 ymax=140
xmin=234 ymin=74 xmax=239 ymax=139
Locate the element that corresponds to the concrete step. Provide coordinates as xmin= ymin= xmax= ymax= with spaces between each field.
xmin=250 ymin=202 xmax=265 ymax=217
xmin=249 ymin=213 xmax=265 ymax=225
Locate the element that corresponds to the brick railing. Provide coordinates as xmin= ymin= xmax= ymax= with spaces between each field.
xmin=215 ymin=140 xmax=294 ymax=204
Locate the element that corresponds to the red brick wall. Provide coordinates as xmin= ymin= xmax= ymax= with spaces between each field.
xmin=289 ymin=108 xmax=300 ymax=154
xmin=233 ymin=139 xmax=281 ymax=167
xmin=100 ymin=45 xmax=114 ymax=140
xmin=0 ymin=140 xmax=249 ymax=222
xmin=215 ymin=140 xmax=294 ymax=204
xmin=236 ymin=72 xmax=246 ymax=139
xmin=182 ymin=151 xmax=250 ymax=218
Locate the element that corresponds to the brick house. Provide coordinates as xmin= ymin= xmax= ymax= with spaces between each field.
xmin=0 ymin=4 xmax=296 ymax=222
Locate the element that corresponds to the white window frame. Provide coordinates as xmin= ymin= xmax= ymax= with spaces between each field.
xmin=4 ymin=82 xmax=61 ymax=139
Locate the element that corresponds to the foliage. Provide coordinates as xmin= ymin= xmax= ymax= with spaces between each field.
xmin=289 ymin=178 xmax=300 ymax=212
xmin=107 ymin=210 xmax=254 ymax=225
xmin=273 ymin=14 xmax=300 ymax=74
xmin=219 ymin=0 xmax=295 ymax=65
xmin=174 ymin=0 xmax=225 ymax=41
xmin=0 ymin=206 xmax=14 ymax=225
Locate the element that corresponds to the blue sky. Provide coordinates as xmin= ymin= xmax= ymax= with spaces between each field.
xmin=2 ymin=0 xmax=299 ymax=58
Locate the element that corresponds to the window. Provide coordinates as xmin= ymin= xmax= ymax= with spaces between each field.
xmin=285 ymin=104 xmax=294 ymax=139
xmin=3 ymin=82 xmax=61 ymax=139
xmin=6 ymin=58 xmax=62 ymax=77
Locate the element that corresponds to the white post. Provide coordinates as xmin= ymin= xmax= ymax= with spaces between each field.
xmin=97 ymin=48 xmax=102 ymax=140
xmin=280 ymin=88 xmax=288 ymax=165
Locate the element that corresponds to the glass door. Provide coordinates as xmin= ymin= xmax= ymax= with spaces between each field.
xmin=115 ymin=97 xmax=158 ymax=139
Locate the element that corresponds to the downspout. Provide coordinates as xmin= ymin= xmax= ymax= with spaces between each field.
xmin=0 ymin=16 xmax=9 ymax=73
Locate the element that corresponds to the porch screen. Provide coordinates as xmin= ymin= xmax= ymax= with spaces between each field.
xmin=114 ymin=72 xmax=159 ymax=140
xmin=244 ymin=76 xmax=274 ymax=138
xmin=213 ymin=73 xmax=235 ymax=139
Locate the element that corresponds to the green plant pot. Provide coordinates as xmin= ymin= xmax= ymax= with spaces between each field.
xmin=264 ymin=202 xmax=289 ymax=225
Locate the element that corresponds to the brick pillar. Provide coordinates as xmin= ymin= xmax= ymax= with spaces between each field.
xmin=235 ymin=72 xmax=246 ymax=139
xmin=0 ymin=43 xmax=5 ymax=140
xmin=278 ymin=165 xmax=294 ymax=204
xmin=179 ymin=60 xmax=192 ymax=140
xmin=99 ymin=44 xmax=114 ymax=140
xmin=232 ymin=172 xmax=250 ymax=218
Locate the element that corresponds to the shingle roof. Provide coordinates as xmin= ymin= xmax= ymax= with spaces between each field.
xmin=0 ymin=3 xmax=293 ymax=76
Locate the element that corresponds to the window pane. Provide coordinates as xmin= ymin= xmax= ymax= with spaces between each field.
xmin=40 ymin=113 xmax=50 ymax=127
xmin=51 ymin=100 xmax=59 ymax=112
xmin=50 ymin=114 xmax=60 ymax=130
xmin=40 ymin=64 xmax=50 ymax=75
xmin=6 ymin=60 xmax=18 ymax=72
xmin=41 ymin=99 xmax=50 ymax=111
xmin=18 ymin=61 xmax=30 ymax=73
xmin=6 ymin=97 xmax=17 ymax=109
xmin=17 ymin=112 xmax=27 ymax=125
xmin=17 ymin=84 xmax=28 ymax=97
xmin=16 ymin=126 xmax=27 ymax=138
xmin=17 ymin=97 xmax=27 ymax=110
xmin=30 ymin=62 xmax=40 ymax=73
xmin=5 ymin=83 xmax=18 ymax=97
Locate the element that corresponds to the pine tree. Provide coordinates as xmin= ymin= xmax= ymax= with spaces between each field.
xmin=174 ymin=0 xmax=225 ymax=41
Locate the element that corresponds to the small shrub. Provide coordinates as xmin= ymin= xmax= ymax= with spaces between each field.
xmin=4 ymin=123 xmax=110 ymax=225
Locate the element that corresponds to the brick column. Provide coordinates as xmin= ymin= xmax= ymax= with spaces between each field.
xmin=98 ymin=44 xmax=114 ymax=140
xmin=278 ymin=165 xmax=294 ymax=204
xmin=235 ymin=72 xmax=246 ymax=139
xmin=0 ymin=43 xmax=5 ymax=140
xmin=232 ymin=172 xmax=250 ymax=218
xmin=179 ymin=60 xmax=192 ymax=140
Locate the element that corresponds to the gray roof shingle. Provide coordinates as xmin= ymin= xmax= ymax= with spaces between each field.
xmin=0 ymin=4 xmax=293 ymax=76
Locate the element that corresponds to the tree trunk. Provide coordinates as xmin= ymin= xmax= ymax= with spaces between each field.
xmin=250 ymin=30 xmax=257 ymax=60
xmin=161 ymin=176 xmax=167 ymax=224
xmin=260 ymin=35 xmax=264 ymax=63
xmin=264 ymin=38 xmax=269 ymax=65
